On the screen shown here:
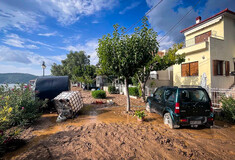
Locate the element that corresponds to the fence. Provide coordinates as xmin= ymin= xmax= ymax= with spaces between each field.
xmin=206 ymin=87 xmax=235 ymax=108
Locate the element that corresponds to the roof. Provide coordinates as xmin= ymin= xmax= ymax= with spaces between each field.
xmin=180 ymin=8 xmax=235 ymax=33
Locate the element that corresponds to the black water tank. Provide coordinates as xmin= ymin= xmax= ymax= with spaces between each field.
xmin=35 ymin=76 xmax=70 ymax=100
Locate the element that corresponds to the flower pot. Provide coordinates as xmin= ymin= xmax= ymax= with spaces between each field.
xmin=137 ymin=117 xmax=144 ymax=122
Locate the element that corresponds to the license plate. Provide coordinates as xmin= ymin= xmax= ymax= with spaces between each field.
xmin=190 ymin=121 xmax=201 ymax=125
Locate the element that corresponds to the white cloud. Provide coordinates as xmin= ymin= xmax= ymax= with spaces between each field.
xmin=3 ymin=34 xmax=39 ymax=49
xmin=119 ymin=2 xmax=141 ymax=14
xmin=146 ymin=0 xmax=235 ymax=49
xmin=92 ymin=20 xmax=99 ymax=24
xmin=35 ymin=0 xmax=119 ymax=25
xmin=64 ymin=39 xmax=99 ymax=65
xmin=0 ymin=2 xmax=43 ymax=31
xmin=38 ymin=32 xmax=57 ymax=37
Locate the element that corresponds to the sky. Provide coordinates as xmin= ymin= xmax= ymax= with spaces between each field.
xmin=0 ymin=0 xmax=234 ymax=76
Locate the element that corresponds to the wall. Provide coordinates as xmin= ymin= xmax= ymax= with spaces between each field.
xmin=173 ymin=48 xmax=211 ymax=87
xmin=210 ymin=15 xmax=235 ymax=89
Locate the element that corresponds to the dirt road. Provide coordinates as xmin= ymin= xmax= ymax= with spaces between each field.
xmin=3 ymin=88 xmax=235 ymax=160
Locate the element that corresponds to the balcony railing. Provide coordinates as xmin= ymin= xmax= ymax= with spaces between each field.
xmin=183 ymin=34 xmax=224 ymax=48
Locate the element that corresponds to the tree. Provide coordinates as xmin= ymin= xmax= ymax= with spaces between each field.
xmin=136 ymin=43 xmax=185 ymax=101
xmin=97 ymin=17 xmax=158 ymax=111
xmin=51 ymin=51 xmax=96 ymax=85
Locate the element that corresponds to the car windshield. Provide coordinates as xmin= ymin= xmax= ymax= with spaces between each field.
xmin=180 ymin=89 xmax=209 ymax=102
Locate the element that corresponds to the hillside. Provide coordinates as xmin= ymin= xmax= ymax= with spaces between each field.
xmin=0 ymin=73 xmax=38 ymax=84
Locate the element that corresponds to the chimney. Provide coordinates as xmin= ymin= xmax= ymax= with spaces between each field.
xmin=196 ymin=16 xmax=201 ymax=24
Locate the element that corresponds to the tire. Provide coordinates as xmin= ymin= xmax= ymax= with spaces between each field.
xmin=164 ymin=113 xmax=174 ymax=129
xmin=146 ymin=102 xmax=152 ymax=113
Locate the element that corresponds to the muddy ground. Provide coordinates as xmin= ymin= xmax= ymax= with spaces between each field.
xmin=3 ymin=87 xmax=235 ymax=160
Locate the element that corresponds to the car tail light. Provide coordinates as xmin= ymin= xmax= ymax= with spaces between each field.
xmin=180 ymin=119 xmax=187 ymax=122
xmin=210 ymin=102 xmax=213 ymax=112
xmin=175 ymin=102 xmax=180 ymax=114
xmin=208 ymin=117 xmax=213 ymax=121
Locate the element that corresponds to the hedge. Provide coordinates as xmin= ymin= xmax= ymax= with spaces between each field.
xmin=129 ymin=87 xmax=139 ymax=97
xmin=108 ymin=86 xmax=118 ymax=94
xmin=92 ymin=90 xmax=106 ymax=99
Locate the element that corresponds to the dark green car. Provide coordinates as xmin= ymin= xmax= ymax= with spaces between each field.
xmin=146 ymin=86 xmax=214 ymax=129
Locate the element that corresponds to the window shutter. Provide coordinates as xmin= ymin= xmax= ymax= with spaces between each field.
xmin=181 ymin=63 xmax=189 ymax=77
xmin=225 ymin=61 xmax=230 ymax=76
xmin=190 ymin=62 xmax=198 ymax=76
xmin=213 ymin=60 xmax=218 ymax=76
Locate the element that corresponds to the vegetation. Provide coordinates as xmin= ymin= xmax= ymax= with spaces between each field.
xmin=136 ymin=43 xmax=185 ymax=101
xmin=128 ymin=87 xmax=139 ymax=97
xmin=97 ymin=17 xmax=158 ymax=111
xmin=134 ymin=110 xmax=146 ymax=119
xmin=220 ymin=96 xmax=235 ymax=122
xmin=108 ymin=86 xmax=118 ymax=94
xmin=0 ymin=73 xmax=37 ymax=84
xmin=91 ymin=90 xmax=106 ymax=99
xmin=0 ymin=84 xmax=47 ymax=155
xmin=51 ymin=51 xmax=96 ymax=85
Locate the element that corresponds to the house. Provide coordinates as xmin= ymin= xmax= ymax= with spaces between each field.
xmin=173 ymin=8 xmax=235 ymax=89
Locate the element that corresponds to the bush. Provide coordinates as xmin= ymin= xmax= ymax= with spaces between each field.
xmin=108 ymin=86 xmax=118 ymax=94
xmin=220 ymin=96 xmax=235 ymax=122
xmin=129 ymin=87 xmax=139 ymax=97
xmin=92 ymin=90 xmax=106 ymax=99
xmin=0 ymin=84 xmax=47 ymax=154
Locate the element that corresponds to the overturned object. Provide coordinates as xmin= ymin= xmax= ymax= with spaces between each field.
xmin=54 ymin=91 xmax=83 ymax=122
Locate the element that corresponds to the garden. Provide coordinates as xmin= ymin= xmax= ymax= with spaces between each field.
xmin=0 ymin=84 xmax=47 ymax=156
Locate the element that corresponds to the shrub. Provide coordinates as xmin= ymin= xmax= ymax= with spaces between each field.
xmin=108 ymin=86 xmax=118 ymax=94
xmin=220 ymin=96 xmax=235 ymax=122
xmin=92 ymin=90 xmax=106 ymax=99
xmin=0 ymin=84 xmax=47 ymax=154
xmin=129 ymin=87 xmax=139 ymax=97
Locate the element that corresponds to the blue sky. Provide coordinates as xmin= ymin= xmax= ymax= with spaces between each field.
xmin=0 ymin=0 xmax=234 ymax=76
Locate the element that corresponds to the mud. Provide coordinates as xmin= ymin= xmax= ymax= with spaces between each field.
xmin=3 ymin=87 xmax=235 ymax=160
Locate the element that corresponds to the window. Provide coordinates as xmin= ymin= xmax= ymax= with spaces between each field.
xmin=164 ymin=89 xmax=176 ymax=103
xmin=213 ymin=60 xmax=230 ymax=76
xmin=154 ymin=88 xmax=164 ymax=102
xmin=181 ymin=61 xmax=198 ymax=77
xmin=180 ymin=89 xmax=209 ymax=102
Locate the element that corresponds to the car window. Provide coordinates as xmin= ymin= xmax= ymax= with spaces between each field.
xmin=180 ymin=89 xmax=209 ymax=102
xmin=164 ymin=89 xmax=176 ymax=103
xmin=154 ymin=88 xmax=164 ymax=102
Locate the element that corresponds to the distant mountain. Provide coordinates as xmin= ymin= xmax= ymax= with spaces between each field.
xmin=0 ymin=73 xmax=38 ymax=84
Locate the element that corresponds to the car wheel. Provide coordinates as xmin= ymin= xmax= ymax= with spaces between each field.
xmin=164 ymin=113 xmax=174 ymax=129
xmin=146 ymin=102 xmax=152 ymax=113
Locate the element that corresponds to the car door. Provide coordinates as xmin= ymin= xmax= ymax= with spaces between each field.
xmin=164 ymin=89 xmax=177 ymax=114
xmin=152 ymin=87 xmax=165 ymax=114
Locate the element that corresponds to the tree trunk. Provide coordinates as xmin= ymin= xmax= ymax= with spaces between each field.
xmin=125 ymin=78 xmax=130 ymax=112
xmin=140 ymin=82 xmax=146 ymax=102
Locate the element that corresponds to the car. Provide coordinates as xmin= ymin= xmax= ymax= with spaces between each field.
xmin=146 ymin=86 xmax=214 ymax=129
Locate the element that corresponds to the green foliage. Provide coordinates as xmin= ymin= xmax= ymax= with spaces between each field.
xmin=0 ymin=84 xmax=47 ymax=152
xmin=51 ymin=51 xmax=96 ymax=84
xmin=220 ymin=96 xmax=235 ymax=122
xmin=0 ymin=73 xmax=37 ymax=84
xmin=129 ymin=87 xmax=139 ymax=97
xmin=136 ymin=43 xmax=185 ymax=101
xmin=91 ymin=90 xmax=106 ymax=99
xmin=97 ymin=17 xmax=158 ymax=111
xmin=134 ymin=110 xmax=146 ymax=119
xmin=108 ymin=86 xmax=118 ymax=94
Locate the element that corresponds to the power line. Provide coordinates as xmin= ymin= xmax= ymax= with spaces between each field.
xmin=159 ymin=0 xmax=201 ymax=43
xmin=124 ymin=0 xmax=163 ymax=34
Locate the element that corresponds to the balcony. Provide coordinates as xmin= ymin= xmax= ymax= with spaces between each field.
xmin=177 ymin=34 xmax=224 ymax=55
